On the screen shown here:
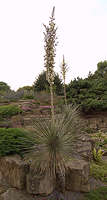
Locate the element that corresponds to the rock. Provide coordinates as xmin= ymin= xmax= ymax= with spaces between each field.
xmin=0 ymin=188 xmax=33 ymax=200
xmin=65 ymin=159 xmax=90 ymax=192
xmin=11 ymin=115 xmax=24 ymax=128
xmin=89 ymin=177 xmax=107 ymax=190
xmin=102 ymin=155 xmax=107 ymax=161
xmin=80 ymin=183 xmax=90 ymax=192
xmin=21 ymin=105 xmax=32 ymax=112
xmin=26 ymin=169 xmax=55 ymax=195
xmin=0 ymin=155 xmax=28 ymax=189
xmin=71 ymin=135 xmax=93 ymax=161
xmin=47 ymin=190 xmax=86 ymax=200
xmin=103 ymin=151 xmax=107 ymax=156
xmin=0 ymin=185 xmax=8 ymax=195
xmin=65 ymin=191 xmax=85 ymax=200
xmin=76 ymin=142 xmax=92 ymax=160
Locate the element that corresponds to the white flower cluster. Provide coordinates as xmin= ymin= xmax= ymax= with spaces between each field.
xmin=44 ymin=7 xmax=57 ymax=86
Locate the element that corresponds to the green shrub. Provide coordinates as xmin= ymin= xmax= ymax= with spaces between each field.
xmin=23 ymin=95 xmax=34 ymax=99
xmin=90 ymin=161 xmax=107 ymax=182
xmin=85 ymin=187 xmax=107 ymax=200
xmin=103 ymin=138 xmax=107 ymax=145
xmin=0 ymin=105 xmax=22 ymax=119
xmin=91 ymin=131 xmax=107 ymax=149
xmin=84 ymin=127 xmax=95 ymax=134
xmin=0 ymin=82 xmax=10 ymax=92
xmin=66 ymin=63 xmax=107 ymax=113
xmin=93 ymin=148 xmax=104 ymax=162
xmin=0 ymin=128 xmax=34 ymax=157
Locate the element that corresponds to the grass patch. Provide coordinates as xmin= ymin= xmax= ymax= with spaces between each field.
xmin=85 ymin=187 xmax=107 ymax=200
xmin=0 ymin=104 xmax=22 ymax=119
xmin=90 ymin=161 xmax=107 ymax=182
xmin=0 ymin=128 xmax=34 ymax=157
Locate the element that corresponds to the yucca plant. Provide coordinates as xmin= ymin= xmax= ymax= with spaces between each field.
xmin=24 ymin=105 xmax=84 ymax=191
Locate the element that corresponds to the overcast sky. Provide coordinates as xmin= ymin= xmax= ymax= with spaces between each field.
xmin=0 ymin=0 xmax=107 ymax=91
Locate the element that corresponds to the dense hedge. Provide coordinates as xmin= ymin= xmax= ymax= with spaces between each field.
xmin=0 ymin=128 xmax=34 ymax=156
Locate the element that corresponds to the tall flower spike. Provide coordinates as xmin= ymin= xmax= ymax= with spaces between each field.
xmin=44 ymin=7 xmax=57 ymax=122
xmin=61 ymin=55 xmax=68 ymax=105
xmin=51 ymin=6 xmax=55 ymax=18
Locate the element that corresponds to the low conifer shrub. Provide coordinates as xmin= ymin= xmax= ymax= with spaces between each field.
xmin=0 ymin=105 xmax=22 ymax=119
xmin=0 ymin=128 xmax=34 ymax=156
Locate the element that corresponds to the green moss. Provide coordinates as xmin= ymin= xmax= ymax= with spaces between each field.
xmin=0 ymin=105 xmax=22 ymax=119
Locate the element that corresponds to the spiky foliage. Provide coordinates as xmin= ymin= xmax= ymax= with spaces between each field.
xmin=60 ymin=55 xmax=68 ymax=105
xmin=24 ymin=105 xmax=84 ymax=180
xmin=93 ymin=148 xmax=104 ymax=162
xmin=43 ymin=7 xmax=57 ymax=122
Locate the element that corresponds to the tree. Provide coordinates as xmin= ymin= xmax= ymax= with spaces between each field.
xmin=67 ymin=61 xmax=107 ymax=113
xmin=0 ymin=82 xmax=11 ymax=97
xmin=93 ymin=60 xmax=107 ymax=79
xmin=97 ymin=61 xmax=107 ymax=77
xmin=0 ymin=82 xmax=10 ymax=91
xmin=60 ymin=55 xmax=68 ymax=105
xmin=17 ymin=86 xmax=34 ymax=99
xmin=43 ymin=7 xmax=57 ymax=122
xmin=33 ymin=71 xmax=49 ymax=92
xmin=33 ymin=71 xmax=63 ymax=95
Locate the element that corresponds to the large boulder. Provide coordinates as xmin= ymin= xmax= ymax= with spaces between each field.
xmin=0 ymin=185 xmax=8 ymax=195
xmin=65 ymin=159 xmax=90 ymax=192
xmin=11 ymin=115 xmax=24 ymax=128
xmin=0 ymin=188 xmax=33 ymax=200
xmin=26 ymin=169 xmax=55 ymax=195
xmin=72 ymin=135 xmax=92 ymax=161
xmin=0 ymin=155 xmax=28 ymax=189
xmin=21 ymin=105 xmax=32 ymax=112
xmin=76 ymin=141 xmax=92 ymax=160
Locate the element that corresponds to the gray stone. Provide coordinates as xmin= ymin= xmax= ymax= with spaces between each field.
xmin=26 ymin=170 xmax=55 ymax=195
xmin=65 ymin=159 xmax=90 ymax=192
xmin=76 ymin=141 xmax=92 ymax=160
xmin=0 ymin=185 xmax=8 ymax=195
xmin=0 ymin=188 xmax=33 ymax=200
xmin=65 ymin=191 xmax=85 ymax=200
xmin=0 ymin=155 xmax=28 ymax=189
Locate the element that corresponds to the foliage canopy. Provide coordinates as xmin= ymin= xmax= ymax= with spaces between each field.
xmin=67 ymin=61 xmax=107 ymax=113
xmin=0 ymin=105 xmax=22 ymax=119
xmin=0 ymin=82 xmax=10 ymax=91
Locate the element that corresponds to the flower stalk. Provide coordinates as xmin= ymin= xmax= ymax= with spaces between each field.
xmin=61 ymin=55 xmax=68 ymax=105
xmin=44 ymin=7 xmax=57 ymax=122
